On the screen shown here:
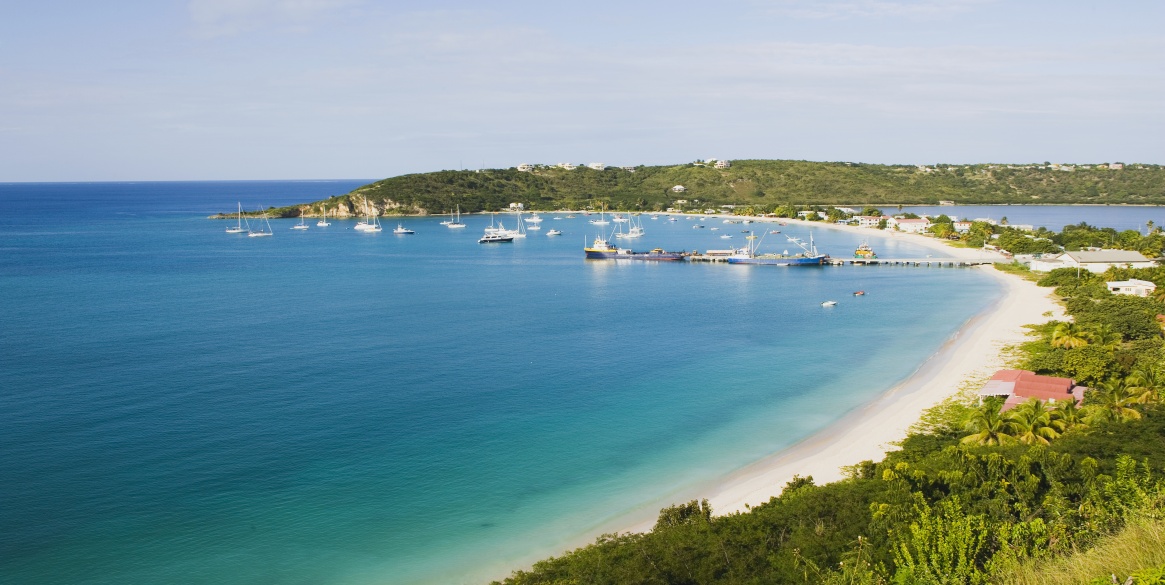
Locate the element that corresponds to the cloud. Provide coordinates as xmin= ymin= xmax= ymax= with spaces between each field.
xmin=187 ymin=0 xmax=363 ymax=37
xmin=759 ymin=0 xmax=995 ymax=20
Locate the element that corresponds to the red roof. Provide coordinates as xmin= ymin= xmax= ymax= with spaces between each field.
xmin=987 ymin=370 xmax=1081 ymax=408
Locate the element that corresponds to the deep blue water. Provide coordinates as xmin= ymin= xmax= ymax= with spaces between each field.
xmin=0 ymin=182 xmax=1018 ymax=584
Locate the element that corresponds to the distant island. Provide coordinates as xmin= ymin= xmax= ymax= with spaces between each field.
xmin=210 ymin=159 xmax=1165 ymax=219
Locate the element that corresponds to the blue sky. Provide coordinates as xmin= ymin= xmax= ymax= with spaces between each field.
xmin=1 ymin=0 xmax=1162 ymax=181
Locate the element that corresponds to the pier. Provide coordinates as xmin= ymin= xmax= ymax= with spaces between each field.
xmin=827 ymin=257 xmax=996 ymax=268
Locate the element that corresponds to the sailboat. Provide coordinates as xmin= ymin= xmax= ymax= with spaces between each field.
xmin=447 ymin=205 xmax=466 ymax=228
xmin=589 ymin=204 xmax=610 ymax=225
xmin=354 ymin=201 xmax=381 ymax=232
xmin=291 ymin=210 xmax=309 ymax=230
xmin=317 ymin=207 xmax=331 ymax=227
xmin=247 ymin=208 xmax=273 ymax=237
xmin=225 ymin=202 xmax=247 ymax=233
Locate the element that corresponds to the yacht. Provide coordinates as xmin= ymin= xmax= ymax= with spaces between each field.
xmin=479 ymin=232 xmax=514 ymax=243
xmin=247 ymin=209 xmax=273 ymax=237
xmin=447 ymin=205 xmax=466 ymax=228
xmin=546 ymin=229 xmax=563 ymax=236
xmin=393 ymin=223 xmax=415 ymax=234
xmin=316 ymin=208 xmax=331 ymax=227
xmin=226 ymin=202 xmax=247 ymax=233
xmin=291 ymin=212 xmax=309 ymax=230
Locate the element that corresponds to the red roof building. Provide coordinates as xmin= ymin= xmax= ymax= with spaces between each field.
xmin=979 ymin=369 xmax=1086 ymax=411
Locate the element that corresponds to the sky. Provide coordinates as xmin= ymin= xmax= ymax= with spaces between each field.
xmin=1 ymin=0 xmax=1162 ymax=181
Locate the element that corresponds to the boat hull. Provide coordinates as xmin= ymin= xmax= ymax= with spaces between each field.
xmin=585 ymin=249 xmax=685 ymax=261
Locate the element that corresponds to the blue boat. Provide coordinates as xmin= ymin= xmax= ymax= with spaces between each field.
xmin=726 ymin=232 xmax=827 ymax=266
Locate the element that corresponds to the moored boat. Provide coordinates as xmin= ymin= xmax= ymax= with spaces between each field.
xmin=726 ymin=232 xmax=827 ymax=266
xmin=584 ymin=235 xmax=684 ymax=260
xmin=854 ymin=241 xmax=877 ymax=258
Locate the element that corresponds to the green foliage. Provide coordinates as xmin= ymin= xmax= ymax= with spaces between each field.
xmin=222 ymin=161 xmax=1165 ymax=218
xmin=891 ymin=499 xmax=989 ymax=585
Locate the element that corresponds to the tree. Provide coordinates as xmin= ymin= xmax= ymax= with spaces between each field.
xmin=961 ymin=399 xmax=1015 ymax=446
xmin=1050 ymin=400 xmax=1085 ymax=433
xmin=1006 ymin=398 xmax=1060 ymax=445
xmin=1085 ymin=378 xmax=1143 ymax=424
xmin=1127 ymin=366 xmax=1164 ymax=404
xmin=1050 ymin=322 xmax=1090 ymax=349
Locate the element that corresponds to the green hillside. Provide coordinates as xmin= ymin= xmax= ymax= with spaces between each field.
xmin=220 ymin=160 xmax=1165 ymax=218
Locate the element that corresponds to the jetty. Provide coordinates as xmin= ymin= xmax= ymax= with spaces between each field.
xmin=827 ymin=256 xmax=997 ymax=268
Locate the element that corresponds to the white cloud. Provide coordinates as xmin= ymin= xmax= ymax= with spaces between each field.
xmin=187 ymin=0 xmax=364 ymax=37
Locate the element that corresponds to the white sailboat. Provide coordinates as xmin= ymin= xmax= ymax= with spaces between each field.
xmin=247 ymin=208 xmax=273 ymax=237
xmin=226 ymin=203 xmax=249 ymax=233
xmin=354 ymin=201 xmax=381 ymax=232
xmin=589 ymin=205 xmax=609 ymax=225
xmin=447 ymin=205 xmax=466 ymax=228
xmin=292 ymin=210 xmax=309 ymax=230
xmin=317 ymin=207 xmax=331 ymax=227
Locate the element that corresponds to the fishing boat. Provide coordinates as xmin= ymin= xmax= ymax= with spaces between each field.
xmin=854 ymin=241 xmax=877 ymax=258
xmin=226 ymin=202 xmax=248 ymax=233
xmin=393 ymin=223 xmax=415 ymax=234
xmin=726 ymin=232 xmax=827 ymax=266
xmin=317 ymin=208 xmax=331 ymax=227
xmin=247 ymin=209 xmax=273 ymax=237
xmin=853 ymin=291 xmax=866 ymax=296
xmin=822 ymin=300 xmax=838 ymax=307
xmin=291 ymin=211 xmax=309 ymax=230
xmin=546 ymin=229 xmax=563 ymax=236
xmin=447 ymin=205 xmax=466 ymax=228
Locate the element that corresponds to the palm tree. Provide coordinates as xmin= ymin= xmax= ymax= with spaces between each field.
xmin=962 ymin=399 xmax=1016 ymax=446
xmin=1084 ymin=324 xmax=1122 ymax=350
xmin=1051 ymin=400 xmax=1085 ymax=433
xmin=1050 ymin=322 xmax=1090 ymax=349
xmin=1084 ymin=378 xmax=1143 ymax=424
xmin=1127 ymin=367 xmax=1163 ymax=405
xmin=1007 ymin=398 xmax=1060 ymax=445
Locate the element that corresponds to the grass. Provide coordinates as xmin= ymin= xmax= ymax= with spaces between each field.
xmin=1001 ymin=518 xmax=1165 ymax=585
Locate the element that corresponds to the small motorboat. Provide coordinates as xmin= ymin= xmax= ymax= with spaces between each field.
xmin=853 ymin=291 xmax=866 ymax=296
xmin=546 ymin=229 xmax=562 ymax=236
xmin=770 ymin=230 xmax=781 ymax=234
xmin=393 ymin=224 xmax=415 ymax=234
xmin=821 ymin=300 xmax=838 ymax=307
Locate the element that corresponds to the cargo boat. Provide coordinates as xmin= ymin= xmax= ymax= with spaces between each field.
xmin=584 ymin=236 xmax=685 ymax=260
xmin=726 ymin=232 xmax=827 ymax=266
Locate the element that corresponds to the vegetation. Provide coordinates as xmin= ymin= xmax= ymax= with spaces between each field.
xmin=211 ymin=159 xmax=1165 ymax=218
xmin=491 ymin=238 xmax=1165 ymax=585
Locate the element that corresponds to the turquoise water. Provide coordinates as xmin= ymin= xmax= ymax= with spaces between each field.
xmin=0 ymin=183 xmax=1008 ymax=584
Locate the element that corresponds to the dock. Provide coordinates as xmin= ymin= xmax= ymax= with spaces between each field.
xmin=827 ymin=257 xmax=996 ymax=267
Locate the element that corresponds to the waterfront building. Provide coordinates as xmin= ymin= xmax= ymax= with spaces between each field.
xmin=1030 ymin=250 xmax=1156 ymax=273
xmin=953 ymin=221 xmax=973 ymax=233
xmin=979 ymin=370 xmax=1085 ymax=411
xmin=856 ymin=215 xmax=887 ymax=228
xmin=887 ymin=217 xmax=932 ymax=234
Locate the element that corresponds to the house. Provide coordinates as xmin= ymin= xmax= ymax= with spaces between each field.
xmin=887 ymin=217 xmax=932 ymax=234
xmin=673 ymin=199 xmax=688 ymax=205
xmin=938 ymin=200 xmax=955 ymax=205
xmin=797 ymin=210 xmax=827 ymax=219
xmin=953 ymin=221 xmax=973 ymax=233
xmin=517 ymin=163 xmax=534 ymax=172
xmin=508 ymin=202 xmax=525 ymax=211
xmin=621 ymin=166 xmax=636 ymax=172
xmin=1108 ymin=163 xmax=1124 ymax=170
xmin=558 ymin=163 xmax=577 ymax=170
xmin=1107 ymin=279 xmax=1157 ymax=297
xmin=587 ymin=162 xmax=606 ymax=171
xmin=855 ymin=215 xmax=887 ymax=228
xmin=1029 ymin=250 xmax=1156 ymax=273
xmin=714 ymin=160 xmax=731 ymax=169
xmin=979 ymin=369 xmax=1086 ymax=411
xmin=672 ymin=185 xmax=686 ymax=193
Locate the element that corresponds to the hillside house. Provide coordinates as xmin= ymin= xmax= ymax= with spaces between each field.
xmin=714 ymin=160 xmax=731 ymax=169
xmin=517 ymin=163 xmax=534 ymax=172
xmin=672 ymin=185 xmax=687 ymax=193
xmin=587 ymin=162 xmax=606 ymax=171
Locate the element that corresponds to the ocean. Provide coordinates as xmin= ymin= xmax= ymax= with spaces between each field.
xmin=6 ymin=182 xmax=1129 ymax=584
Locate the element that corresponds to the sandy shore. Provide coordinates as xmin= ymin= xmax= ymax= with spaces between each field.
xmin=691 ymin=217 xmax=1063 ymax=514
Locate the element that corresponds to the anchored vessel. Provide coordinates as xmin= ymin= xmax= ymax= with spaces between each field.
xmin=726 ymin=232 xmax=827 ymax=266
xmin=854 ymin=241 xmax=877 ymax=258
xmin=583 ymin=235 xmax=684 ymax=261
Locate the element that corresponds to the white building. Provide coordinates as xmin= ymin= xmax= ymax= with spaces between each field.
xmin=1108 ymin=163 xmax=1124 ymax=170
xmin=1030 ymin=250 xmax=1156 ymax=273
xmin=714 ymin=160 xmax=731 ymax=169
xmin=887 ymin=217 xmax=932 ymax=234
xmin=673 ymin=199 xmax=689 ymax=205
xmin=517 ymin=163 xmax=534 ymax=172
xmin=1106 ymin=279 xmax=1157 ymax=297
xmin=856 ymin=215 xmax=886 ymax=228
xmin=558 ymin=163 xmax=577 ymax=170
xmin=672 ymin=185 xmax=687 ymax=193
xmin=509 ymin=202 xmax=525 ymax=211
xmin=953 ymin=221 xmax=973 ymax=233
xmin=621 ymin=166 xmax=636 ymax=172
xmin=587 ymin=162 xmax=606 ymax=171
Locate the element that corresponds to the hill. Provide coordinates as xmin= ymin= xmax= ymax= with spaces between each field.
xmin=215 ymin=160 xmax=1165 ymax=218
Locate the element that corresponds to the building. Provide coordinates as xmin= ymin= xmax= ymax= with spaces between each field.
xmin=517 ymin=163 xmax=534 ymax=172
xmin=508 ymin=202 xmax=525 ymax=211
xmin=673 ymin=199 xmax=688 ymax=205
xmin=887 ymin=217 xmax=932 ymax=234
xmin=714 ymin=160 xmax=731 ymax=169
xmin=856 ymin=215 xmax=887 ymax=228
xmin=672 ymin=185 xmax=686 ymax=193
xmin=621 ymin=166 xmax=636 ymax=172
xmin=1029 ymin=250 xmax=1156 ymax=273
xmin=835 ymin=207 xmax=858 ymax=215
xmin=558 ymin=163 xmax=577 ymax=170
xmin=938 ymin=200 xmax=955 ymax=205
xmin=1108 ymin=162 xmax=1124 ymax=170
xmin=1107 ymin=279 xmax=1157 ymax=297
xmin=953 ymin=221 xmax=973 ymax=233
xmin=979 ymin=369 xmax=1086 ymax=411
xmin=587 ymin=162 xmax=606 ymax=171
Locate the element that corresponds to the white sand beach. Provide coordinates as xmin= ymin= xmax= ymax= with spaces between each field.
xmin=698 ymin=217 xmax=1064 ymax=514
